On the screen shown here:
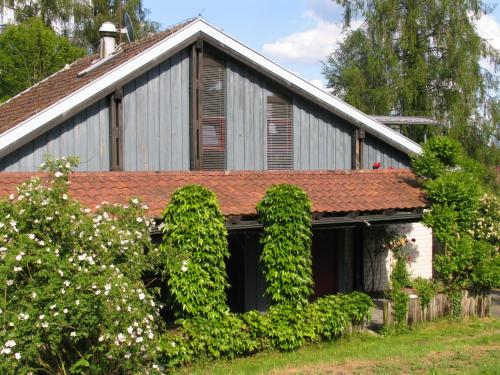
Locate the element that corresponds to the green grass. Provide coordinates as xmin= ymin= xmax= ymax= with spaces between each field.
xmin=176 ymin=318 xmax=500 ymax=374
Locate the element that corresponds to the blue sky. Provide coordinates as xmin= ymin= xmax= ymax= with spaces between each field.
xmin=143 ymin=0 xmax=500 ymax=89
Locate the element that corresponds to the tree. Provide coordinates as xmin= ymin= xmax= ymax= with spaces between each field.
xmin=0 ymin=17 xmax=85 ymax=103
xmin=2 ymin=0 xmax=159 ymax=51
xmin=323 ymin=0 xmax=499 ymax=169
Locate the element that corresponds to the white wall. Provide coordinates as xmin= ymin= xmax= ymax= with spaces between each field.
xmin=364 ymin=222 xmax=433 ymax=292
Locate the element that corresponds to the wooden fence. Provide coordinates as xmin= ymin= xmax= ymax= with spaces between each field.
xmin=383 ymin=290 xmax=491 ymax=326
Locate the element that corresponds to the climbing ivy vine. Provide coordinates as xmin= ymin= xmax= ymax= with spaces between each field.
xmin=256 ymin=184 xmax=313 ymax=307
xmin=160 ymin=185 xmax=230 ymax=318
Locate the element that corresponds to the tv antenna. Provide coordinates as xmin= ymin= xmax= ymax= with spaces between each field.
xmin=121 ymin=11 xmax=135 ymax=43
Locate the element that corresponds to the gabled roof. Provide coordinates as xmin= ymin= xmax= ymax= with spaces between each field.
xmin=0 ymin=169 xmax=426 ymax=217
xmin=0 ymin=18 xmax=422 ymax=158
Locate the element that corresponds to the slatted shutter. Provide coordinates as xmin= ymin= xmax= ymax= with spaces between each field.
xmin=200 ymin=55 xmax=226 ymax=170
xmin=267 ymin=95 xmax=293 ymax=170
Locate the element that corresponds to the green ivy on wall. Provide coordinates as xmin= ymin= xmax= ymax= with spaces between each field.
xmin=160 ymin=184 xmax=230 ymax=318
xmin=256 ymin=184 xmax=314 ymax=308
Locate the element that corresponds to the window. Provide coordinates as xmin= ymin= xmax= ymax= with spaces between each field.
xmin=192 ymin=49 xmax=226 ymax=170
xmin=267 ymin=95 xmax=293 ymax=170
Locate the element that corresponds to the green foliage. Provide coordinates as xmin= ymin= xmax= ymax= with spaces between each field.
xmin=6 ymin=0 xmax=159 ymax=51
xmin=308 ymin=293 xmax=373 ymax=341
xmin=424 ymin=172 xmax=481 ymax=228
xmin=0 ymin=157 xmax=161 ymax=374
xmin=411 ymin=137 xmax=463 ymax=180
xmin=448 ymin=287 xmax=463 ymax=317
xmin=160 ymin=185 xmax=230 ymax=318
xmin=326 ymin=0 xmax=499 ymax=185
xmin=470 ymin=194 xmax=500 ymax=245
xmin=391 ymin=256 xmax=412 ymax=289
xmin=412 ymin=278 xmax=440 ymax=309
xmin=257 ymin=184 xmax=313 ymax=307
xmin=388 ymin=288 xmax=409 ymax=325
xmin=0 ymin=17 xmax=85 ymax=103
xmin=157 ymin=292 xmax=373 ymax=366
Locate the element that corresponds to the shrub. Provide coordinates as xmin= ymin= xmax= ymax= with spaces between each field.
xmin=411 ymin=136 xmax=463 ymax=179
xmin=391 ymin=255 xmax=412 ymax=289
xmin=470 ymin=194 xmax=500 ymax=245
xmin=0 ymin=158 xmax=161 ymax=374
xmin=308 ymin=293 xmax=373 ymax=340
xmin=160 ymin=185 xmax=230 ymax=318
xmin=388 ymin=288 xmax=409 ymax=325
xmin=412 ymin=278 xmax=440 ymax=309
xmin=256 ymin=184 xmax=313 ymax=307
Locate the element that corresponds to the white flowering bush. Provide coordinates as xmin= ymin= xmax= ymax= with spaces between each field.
xmin=0 ymin=157 xmax=162 ymax=374
xmin=470 ymin=193 xmax=500 ymax=245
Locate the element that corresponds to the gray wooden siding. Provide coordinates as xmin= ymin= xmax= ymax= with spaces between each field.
xmin=0 ymin=99 xmax=110 ymax=172
xmin=293 ymin=99 xmax=353 ymax=170
xmin=362 ymin=134 xmax=410 ymax=169
xmin=122 ymin=49 xmax=190 ymax=171
xmin=227 ymin=60 xmax=354 ymax=171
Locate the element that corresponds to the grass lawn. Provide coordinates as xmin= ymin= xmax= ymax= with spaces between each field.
xmin=177 ymin=318 xmax=500 ymax=374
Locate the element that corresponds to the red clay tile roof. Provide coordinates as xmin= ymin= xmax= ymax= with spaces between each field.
xmin=0 ymin=19 xmax=195 ymax=135
xmin=0 ymin=169 xmax=426 ymax=217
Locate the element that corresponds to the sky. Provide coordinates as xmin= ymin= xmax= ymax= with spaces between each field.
xmin=143 ymin=0 xmax=500 ymax=90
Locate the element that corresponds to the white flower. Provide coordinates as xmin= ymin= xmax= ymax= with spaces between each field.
xmin=8 ymin=194 xmax=14 ymax=200
xmin=105 ymin=283 xmax=112 ymax=291
xmin=131 ymin=198 xmax=139 ymax=205
xmin=18 ymin=313 xmax=29 ymax=320
xmin=41 ymin=322 xmax=49 ymax=328
xmin=1 ymin=347 xmax=11 ymax=354
xmin=148 ymin=332 xmax=154 ymax=339
xmin=138 ymin=292 xmax=145 ymax=301
xmin=4 ymin=340 xmax=16 ymax=347
xmin=124 ymin=352 xmax=131 ymax=359
xmin=31 ymin=291 xmax=37 ymax=298
xmin=15 ymin=254 xmax=22 ymax=261
xmin=39 ymin=314 xmax=45 ymax=320
xmin=63 ymin=308 xmax=68 ymax=314
xmin=27 ymin=233 xmax=36 ymax=240
xmin=180 ymin=265 xmax=188 ymax=272
xmin=70 ymin=331 xmax=76 ymax=337
xmin=9 ymin=220 xmax=16 ymax=228
xmin=75 ymin=300 xmax=80 ymax=306
xmin=127 ymin=326 xmax=133 ymax=334
xmin=50 ymin=304 xmax=56 ymax=310
xmin=54 ymin=171 xmax=63 ymax=178
xmin=6 ymin=280 xmax=14 ymax=286
xmin=64 ymin=280 xmax=70 ymax=287
xmin=117 ymin=333 xmax=126 ymax=343
xmin=14 ymin=352 xmax=21 ymax=360
xmin=171 ymin=341 xmax=176 ymax=347
xmin=136 ymin=217 xmax=143 ymax=223
xmin=136 ymin=336 xmax=143 ymax=343
xmin=13 ymin=266 xmax=22 ymax=272
xmin=62 ymin=194 xmax=68 ymax=200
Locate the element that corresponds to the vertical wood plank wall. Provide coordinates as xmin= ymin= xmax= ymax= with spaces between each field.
xmin=122 ymin=49 xmax=190 ymax=171
xmin=0 ymin=98 xmax=110 ymax=172
xmin=227 ymin=60 xmax=356 ymax=171
xmin=1 ymin=47 xmax=411 ymax=173
xmin=362 ymin=134 xmax=410 ymax=169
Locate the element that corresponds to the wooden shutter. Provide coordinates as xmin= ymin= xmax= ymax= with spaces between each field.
xmin=267 ymin=95 xmax=293 ymax=170
xmin=200 ymin=54 xmax=226 ymax=170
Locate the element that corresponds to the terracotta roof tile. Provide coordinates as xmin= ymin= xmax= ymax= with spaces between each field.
xmin=0 ymin=19 xmax=195 ymax=135
xmin=0 ymin=169 xmax=427 ymax=217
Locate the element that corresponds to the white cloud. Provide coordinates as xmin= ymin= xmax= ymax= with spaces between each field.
xmin=476 ymin=14 xmax=500 ymax=50
xmin=262 ymin=11 xmax=361 ymax=64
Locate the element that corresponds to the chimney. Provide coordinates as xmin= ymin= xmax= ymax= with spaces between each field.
xmin=99 ymin=22 xmax=118 ymax=58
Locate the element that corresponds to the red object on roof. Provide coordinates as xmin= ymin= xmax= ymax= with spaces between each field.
xmin=0 ymin=169 xmax=426 ymax=217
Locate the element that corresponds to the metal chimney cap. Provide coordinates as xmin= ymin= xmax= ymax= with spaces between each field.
xmin=99 ymin=22 xmax=117 ymax=34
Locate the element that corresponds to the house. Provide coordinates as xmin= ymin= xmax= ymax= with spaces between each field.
xmin=0 ymin=18 xmax=432 ymax=311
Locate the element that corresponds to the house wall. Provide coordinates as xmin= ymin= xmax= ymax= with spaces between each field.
xmin=0 ymin=98 xmax=110 ymax=172
xmin=362 ymin=134 xmax=410 ymax=169
xmin=122 ymin=49 xmax=190 ymax=171
xmin=363 ymin=222 xmax=433 ymax=292
xmin=0 ymin=44 xmax=413 ymax=173
xmin=227 ymin=59 xmax=354 ymax=170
